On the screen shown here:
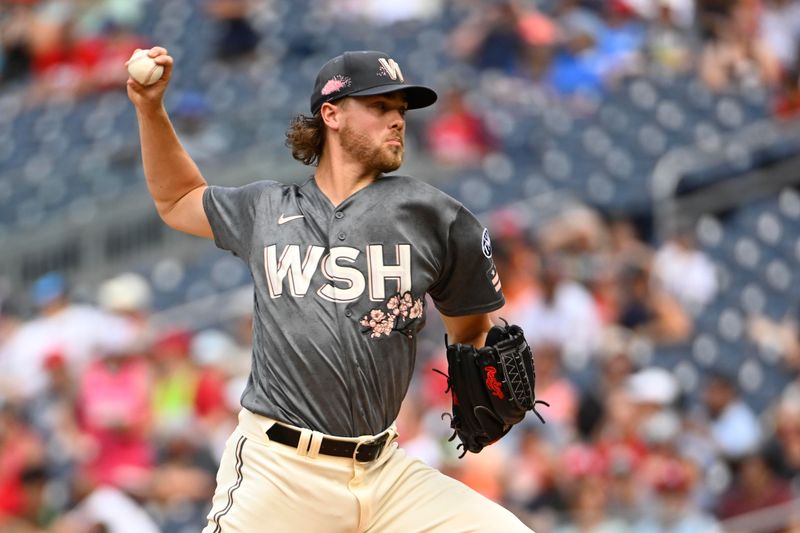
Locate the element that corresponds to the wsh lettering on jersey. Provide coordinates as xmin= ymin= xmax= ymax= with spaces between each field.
xmin=264 ymin=244 xmax=412 ymax=303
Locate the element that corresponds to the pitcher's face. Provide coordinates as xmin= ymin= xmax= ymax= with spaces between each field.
xmin=339 ymin=93 xmax=407 ymax=173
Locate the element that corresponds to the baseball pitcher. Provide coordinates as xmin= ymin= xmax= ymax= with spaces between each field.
xmin=126 ymin=47 xmax=543 ymax=532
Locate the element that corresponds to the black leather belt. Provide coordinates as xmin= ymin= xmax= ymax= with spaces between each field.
xmin=266 ymin=423 xmax=390 ymax=462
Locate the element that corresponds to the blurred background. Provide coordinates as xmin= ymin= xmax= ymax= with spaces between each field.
xmin=1 ymin=0 xmax=800 ymax=531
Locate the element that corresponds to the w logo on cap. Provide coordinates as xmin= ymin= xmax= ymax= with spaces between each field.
xmin=378 ymin=58 xmax=404 ymax=82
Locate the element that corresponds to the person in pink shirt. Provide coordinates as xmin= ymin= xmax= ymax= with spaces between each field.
xmin=531 ymin=343 xmax=578 ymax=430
xmin=77 ymin=320 xmax=154 ymax=487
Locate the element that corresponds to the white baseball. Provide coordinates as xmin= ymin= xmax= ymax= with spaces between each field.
xmin=127 ymin=49 xmax=164 ymax=86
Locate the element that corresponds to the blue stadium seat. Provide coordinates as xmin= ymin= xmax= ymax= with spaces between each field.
xmin=692 ymin=332 xmax=720 ymax=367
xmin=715 ymin=97 xmax=745 ymax=130
xmin=696 ymin=215 xmax=725 ymax=249
xmin=655 ymin=99 xmax=688 ymax=132
xmin=755 ymin=211 xmax=782 ymax=246
xmin=732 ymin=236 xmax=761 ymax=271
xmin=739 ymin=283 xmax=766 ymax=315
xmin=628 ymin=78 xmax=659 ymax=112
xmin=778 ymin=188 xmax=800 ymax=219
xmin=542 ymin=148 xmax=572 ymax=182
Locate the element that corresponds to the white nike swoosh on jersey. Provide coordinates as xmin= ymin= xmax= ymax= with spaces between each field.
xmin=278 ymin=214 xmax=305 ymax=225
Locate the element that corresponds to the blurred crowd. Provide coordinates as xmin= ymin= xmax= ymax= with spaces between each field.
xmin=425 ymin=0 xmax=800 ymax=167
xmin=0 ymin=0 xmax=151 ymax=105
xmin=0 ymin=270 xmax=251 ymax=532
xmin=0 ymin=0 xmax=260 ymax=106
xmin=463 ymin=206 xmax=800 ymax=532
xmin=446 ymin=0 xmax=799 ymax=95
xmin=1 ymin=205 xmax=800 ymax=532
xmin=3 ymin=0 xmax=800 ymax=115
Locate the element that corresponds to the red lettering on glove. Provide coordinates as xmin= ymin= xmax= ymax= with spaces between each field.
xmin=484 ymin=367 xmax=504 ymax=399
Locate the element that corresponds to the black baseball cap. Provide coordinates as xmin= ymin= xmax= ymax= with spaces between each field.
xmin=310 ymin=51 xmax=438 ymax=115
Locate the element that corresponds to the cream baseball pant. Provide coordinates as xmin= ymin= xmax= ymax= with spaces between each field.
xmin=202 ymin=408 xmax=533 ymax=533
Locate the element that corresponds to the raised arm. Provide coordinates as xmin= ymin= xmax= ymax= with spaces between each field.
xmin=125 ymin=47 xmax=213 ymax=239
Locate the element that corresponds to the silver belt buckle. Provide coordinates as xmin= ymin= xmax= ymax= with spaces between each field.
xmin=352 ymin=433 xmax=388 ymax=463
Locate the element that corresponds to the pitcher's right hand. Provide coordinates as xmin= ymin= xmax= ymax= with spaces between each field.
xmin=125 ymin=47 xmax=173 ymax=112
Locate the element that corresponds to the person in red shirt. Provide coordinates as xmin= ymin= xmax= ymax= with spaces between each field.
xmin=0 ymin=402 xmax=46 ymax=521
xmin=426 ymin=88 xmax=494 ymax=167
xmin=192 ymin=329 xmax=237 ymax=423
xmin=717 ymin=451 xmax=794 ymax=530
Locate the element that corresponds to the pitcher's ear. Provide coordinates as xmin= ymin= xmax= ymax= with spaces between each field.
xmin=320 ymin=100 xmax=344 ymax=131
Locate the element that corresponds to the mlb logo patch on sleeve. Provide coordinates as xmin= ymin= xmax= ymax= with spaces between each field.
xmin=481 ymin=228 xmax=492 ymax=258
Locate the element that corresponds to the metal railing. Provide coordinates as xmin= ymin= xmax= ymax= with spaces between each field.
xmin=651 ymin=119 xmax=800 ymax=243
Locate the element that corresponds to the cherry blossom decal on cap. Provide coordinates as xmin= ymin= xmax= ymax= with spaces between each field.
xmin=321 ymin=75 xmax=352 ymax=96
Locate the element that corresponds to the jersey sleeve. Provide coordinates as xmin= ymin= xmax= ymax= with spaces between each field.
xmin=202 ymin=183 xmax=265 ymax=260
xmin=428 ymin=205 xmax=505 ymax=316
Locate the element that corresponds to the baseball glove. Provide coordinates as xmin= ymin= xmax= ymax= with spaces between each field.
xmin=435 ymin=320 xmax=547 ymax=457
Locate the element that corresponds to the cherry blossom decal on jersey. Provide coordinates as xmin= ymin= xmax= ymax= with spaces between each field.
xmin=359 ymin=291 xmax=424 ymax=338
xmin=321 ymin=75 xmax=352 ymax=96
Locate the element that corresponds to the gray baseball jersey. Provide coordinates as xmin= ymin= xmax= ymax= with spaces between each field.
xmin=203 ymin=175 xmax=504 ymax=437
